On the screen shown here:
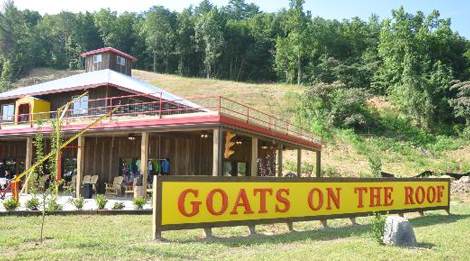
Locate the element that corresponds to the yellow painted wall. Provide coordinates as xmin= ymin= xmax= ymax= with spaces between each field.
xmin=14 ymin=97 xmax=51 ymax=124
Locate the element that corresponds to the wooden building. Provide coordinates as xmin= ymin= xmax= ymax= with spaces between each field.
xmin=0 ymin=47 xmax=322 ymax=197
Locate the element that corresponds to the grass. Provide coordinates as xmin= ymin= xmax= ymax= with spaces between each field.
xmin=1 ymin=201 xmax=469 ymax=260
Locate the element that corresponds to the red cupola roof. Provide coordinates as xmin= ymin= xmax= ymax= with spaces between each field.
xmin=80 ymin=47 xmax=137 ymax=62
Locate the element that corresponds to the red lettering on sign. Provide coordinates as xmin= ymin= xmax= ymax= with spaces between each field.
xmin=354 ymin=187 xmax=367 ymax=208
xmin=415 ymin=186 xmax=425 ymax=204
xmin=275 ymin=188 xmax=290 ymax=213
xmin=230 ymin=189 xmax=254 ymax=215
xmin=404 ymin=186 xmax=414 ymax=204
xmin=426 ymin=186 xmax=436 ymax=203
xmin=326 ymin=188 xmax=341 ymax=210
xmin=206 ymin=189 xmax=228 ymax=216
xmin=436 ymin=185 xmax=445 ymax=202
xmin=308 ymin=188 xmax=323 ymax=211
xmin=384 ymin=187 xmax=394 ymax=206
xmin=177 ymin=189 xmax=201 ymax=217
xmin=369 ymin=187 xmax=382 ymax=207
xmin=254 ymin=188 xmax=273 ymax=214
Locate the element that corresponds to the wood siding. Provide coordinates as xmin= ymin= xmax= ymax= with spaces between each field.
xmin=82 ymin=133 xmax=213 ymax=191
xmin=84 ymin=52 xmax=132 ymax=76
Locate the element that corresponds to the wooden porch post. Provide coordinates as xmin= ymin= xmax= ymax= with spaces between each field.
xmin=297 ymin=148 xmax=302 ymax=176
xmin=75 ymin=136 xmax=85 ymax=198
xmin=316 ymin=150 xmax=321 ymax=178
xmin=250 ymin=137 xmax=258 ymax=176
xmin=141 ymin=132 xmax=149 ymax=195
xmin=24 ymin=136 xmax=33 ymax=194
xmin=212 ymin=128 xmax=223 ymax=176
xmin=277 ymin=145 xmax=283 ymax=177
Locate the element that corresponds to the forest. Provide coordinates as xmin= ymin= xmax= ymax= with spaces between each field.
xmin=0 ymin=0 xmax=469 ymax=136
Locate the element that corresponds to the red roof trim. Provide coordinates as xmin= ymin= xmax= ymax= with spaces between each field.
xmin=80 ymin=47 xmax=138 ymax=62
xmin=0 ymin=114 xmax=321 ymax=151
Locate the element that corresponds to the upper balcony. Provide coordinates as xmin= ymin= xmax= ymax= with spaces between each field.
xmin=0 ymin=93 xmax=321 ymax=150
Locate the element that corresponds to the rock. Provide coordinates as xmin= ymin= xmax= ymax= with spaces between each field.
xmin=460 ymin=176 xmax=470 ymax=183
xmin=383 ymin=216 xmax=417 ymax=247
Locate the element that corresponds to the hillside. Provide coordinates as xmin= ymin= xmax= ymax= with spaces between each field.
xmin=13 ymin=68 xmax=470 ymax=177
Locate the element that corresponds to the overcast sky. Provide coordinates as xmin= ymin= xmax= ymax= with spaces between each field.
xmin=10 ymin=0 xmax=470 ymax=39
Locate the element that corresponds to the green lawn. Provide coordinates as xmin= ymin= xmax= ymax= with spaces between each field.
xmin=1 ymin=201 xmax=469 ymax=260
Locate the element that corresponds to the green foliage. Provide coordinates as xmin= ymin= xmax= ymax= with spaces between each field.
xmin=95 ymin=194 xmax=108 ymax=210
xmin=133 ymin=197 xmax=146 ymax=210
xmin=70 ymin=197 xmax=84 ymax=210
xmin=376 ymin=8 xmax=465 ymax=129
xmin=299 ymin=81 xmax=370 ymax=134
xmin=367 ymin=154 xmax=382 ymax=177
xmin=25 ymin=197 xmax=40 ymax=211
xmin=2 ymin=198 xmax=19 ymax=211
xmin=46 ymin=197 xmax=63 ymax=213
xmin=370 ymin=213 xmax=386 ymax=244
xmin=112 ymin=202 xmax=125 ymax=210
xmin=322 ymin=166 xmax=341 ymax=177
xmin=450 ymin=81 xmax=470 ymax=126
xmin=195 ymin=8 xmax=224 ymax=78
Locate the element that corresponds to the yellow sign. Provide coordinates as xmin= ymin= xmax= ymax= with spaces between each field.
xmin=156 ymin=178 xmax=449 ymax=227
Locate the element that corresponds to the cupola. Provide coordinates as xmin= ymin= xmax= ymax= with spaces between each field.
xmin=80 ymin=47 xmax=137 ymax=76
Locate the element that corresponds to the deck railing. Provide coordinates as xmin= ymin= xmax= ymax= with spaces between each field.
xmin=0 ymin=93 xmax=320 ymax=144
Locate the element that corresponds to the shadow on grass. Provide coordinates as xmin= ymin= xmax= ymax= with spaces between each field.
xmin=162 ymin=213 xmax=470 ymax=247
xmin=410 ymin=213 xmax=470 ymax=228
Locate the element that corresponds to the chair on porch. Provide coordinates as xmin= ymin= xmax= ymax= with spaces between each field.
xmin=105 ymin=176 xmax=124 ymax=196
xmin=90 ymin=175 xmax=99 ymax=193
xmin=82 ymin=175 xmax=92 ymax=185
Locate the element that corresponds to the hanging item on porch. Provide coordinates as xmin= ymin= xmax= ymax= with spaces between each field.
xmin=224 ymin=131 xmax=236 ymax=159
xmin=161 ymin=158 xmax=170 ymax=175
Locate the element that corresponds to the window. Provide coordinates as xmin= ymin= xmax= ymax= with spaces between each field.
xmin=93 ymin=54 xmax=102 ymax=64
xmin=72 ymin=95 xmax=89 ymax=115
xmin=116 ymin=56 xmax=126 ymax=66
xmin=1 ymin=104 xmax=14 ymax=121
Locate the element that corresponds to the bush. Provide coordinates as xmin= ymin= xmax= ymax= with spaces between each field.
xmin=46 ymin=198 xmax=63 ymax=213
xmin=95 ymin=194 xmax=108 ymax=210
xmin=26 ymin=197 xmax=40 ymax=211
xmin=133 ymin=197 xmax=146 ymax=210
xmin=368 ymin=154 xmax=382 ymax=177
xmin=3 ymin=198 xmax=19 ymax=211
xmin=370 ymin=212 xmax=386 ymax=244
xmin=299 ymin=81 xmax=369 ymax=131
xmin=70 ymin=197 xmax=84 ymax=210
xmin=112 ymin=202 xmax=125 ymax=210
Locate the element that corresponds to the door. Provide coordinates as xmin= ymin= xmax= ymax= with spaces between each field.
xmin=17 ymin=103 xmax=30 ymax=123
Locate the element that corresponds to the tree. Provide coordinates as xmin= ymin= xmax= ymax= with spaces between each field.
xmin=377 ymin=7 xmax=462 ymax=129
xmin=195 ymin=8 xmax=224 ymax=78
xmin=450 ymin=80 xmax=470 ymax=126
xmin=175 ymin=8 xmax=200 ymax=76
xmin=275 ymin=0 xmax=311 ymax=85
xmin=0 ymin=0 xmax=35 ymax=81
xmin=141 ymin=6 xmax=176 ymax=73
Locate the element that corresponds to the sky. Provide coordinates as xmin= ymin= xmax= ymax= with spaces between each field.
xmin=10 ymin=0 xmax=470 ymax=39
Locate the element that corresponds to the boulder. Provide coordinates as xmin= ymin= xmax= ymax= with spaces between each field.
xmin=383 ymin=216 xmax=417 ymax=247
xmin=460 ymin=176 xmax=470 ymax=183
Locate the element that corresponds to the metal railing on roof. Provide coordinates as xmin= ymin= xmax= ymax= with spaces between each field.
xmin=0 ymin=93 xmax=321 ymax=144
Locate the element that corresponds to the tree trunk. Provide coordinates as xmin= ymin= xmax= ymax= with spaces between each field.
xmin=153 ymin=52 xmax=157 ymax=73
xmin=297 ymin=54 xmax=302 ymax=85
xmin=206 ymin=64 xmax=211 ymax=79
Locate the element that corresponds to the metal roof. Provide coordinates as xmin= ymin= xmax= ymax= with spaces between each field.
xmin=0 ymin=69 xmax=202 ymax=109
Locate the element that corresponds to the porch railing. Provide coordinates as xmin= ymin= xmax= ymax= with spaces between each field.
xmin=0 ymin=93 xmax=320 ymax=144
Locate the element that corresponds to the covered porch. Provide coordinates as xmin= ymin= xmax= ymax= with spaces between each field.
xmin=1 ymin=93 xmax=321 ymax=199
